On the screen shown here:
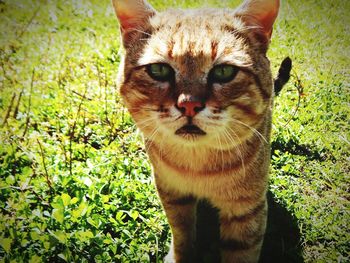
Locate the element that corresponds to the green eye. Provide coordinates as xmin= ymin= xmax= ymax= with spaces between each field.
xmin=209 ymin=64 xmax=238 ymax=83
xmin=146 ymin=63 xmax=174 ymax=81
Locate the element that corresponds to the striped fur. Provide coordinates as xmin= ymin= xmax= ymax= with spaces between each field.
xmin=113 ymin=0 xmax=280 ymax=262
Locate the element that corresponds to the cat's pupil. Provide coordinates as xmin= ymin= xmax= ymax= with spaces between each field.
xmin=209 ymin=65 xmax=238 ymax=83
xmin=147 ymin=63 xmax=173 ymax=81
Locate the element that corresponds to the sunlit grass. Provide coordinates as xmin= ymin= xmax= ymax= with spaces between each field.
xmin=0 ymin=0 xmax=349 ymax=262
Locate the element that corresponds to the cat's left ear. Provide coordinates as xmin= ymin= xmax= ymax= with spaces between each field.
xmin=235 ymin=0 xmax=280 ymax=39
xmin=112 ymin=0 xmax=156 ymax=46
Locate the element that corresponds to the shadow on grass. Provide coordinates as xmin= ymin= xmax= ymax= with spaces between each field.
xmin=195 ymin=191 xmax=304 ymax=263
xmin=271 ymin=138 xmax=331 ymax=162
xmin=259 ymin=191 xmax=304 ymax=263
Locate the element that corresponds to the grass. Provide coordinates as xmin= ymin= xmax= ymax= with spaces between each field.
xmin=0 ymin=0 xmax=349 ymax=262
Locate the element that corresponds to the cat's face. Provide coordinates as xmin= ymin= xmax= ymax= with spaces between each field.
xmin=114 ymin=0 xmax=279 ymax=148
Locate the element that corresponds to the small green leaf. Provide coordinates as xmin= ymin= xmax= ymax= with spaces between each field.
xmin=58 ymin=253 xmax=67 ymax=261
xmin=101 ymin=195 xmax=109 ymax=203
xmin=5 ymin=175 xmax=15 ymax=185
xmin=72 ymin=202 xmax=87 ymax=219
xmin=84 ymin=230 xmax=94 ymax=239
xmin=116 ymin=211 xmax=126 ymax=223
xmin=87 ymin=217 xmax=97 ymax=228
xmin=43 ymin=241 xmax=50 ymax=250
xmin=51 ymin=197 xmax=64 ymax=209
xmin=29 ymin=255 xmax=41 ymax=263
xmin=0 ymin=238 xmax=12 ymax=253
xmin=130 ymin=210 xmax=139 ymax=220
xmin=103 ymin=239 xmax=113 ymax=245
xmin=52 ymin=208 xmax=64 ymax=223
xmin=49 ymin=230 xmax=67 ymax=244
xmin=30 ymin=231 xmax=40 ymax=240
xmin=70 ymin=197 xmax=79 ymax=205
xmin=61 ymin=193 xmax=71 ymax=207
xmin=77 ymin=230 xmax=94 ymax=240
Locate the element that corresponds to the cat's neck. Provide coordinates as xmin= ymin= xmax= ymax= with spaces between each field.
xmin=145 ymin=130 xmax=269 ymax=176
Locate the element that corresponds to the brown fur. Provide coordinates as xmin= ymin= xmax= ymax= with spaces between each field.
xmin=112 ymin=0 xmax=280 ymax=262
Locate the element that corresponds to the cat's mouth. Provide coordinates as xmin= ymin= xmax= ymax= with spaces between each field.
xmin=175 ymin=124 xmax=206 ymax=136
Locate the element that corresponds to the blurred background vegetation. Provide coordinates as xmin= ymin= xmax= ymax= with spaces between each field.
xmin=0 ymin=0 xmax=349 ymax=262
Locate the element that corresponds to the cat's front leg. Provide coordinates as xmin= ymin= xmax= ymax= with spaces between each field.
xmin=156 ymin=182 xmax=197 ymax=263
xmin=215 ymin=198 xmax=268 ymax=263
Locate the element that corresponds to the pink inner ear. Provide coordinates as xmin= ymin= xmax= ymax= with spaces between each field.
xmin=259 ymin=10 xmax=278 ymax=37
xmin=236 ymin=0 xmax=279 ymax=38
xmin=258 ymin=1 xmax=279 ymax=37
xmin=117 ymin=13 xmax=136 ymax=31
xmin=113 ymin=0 xmax=155 ymax=33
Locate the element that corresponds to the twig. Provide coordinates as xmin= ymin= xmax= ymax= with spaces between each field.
xmin=22 ymin=68 xmax=35 ymax=137
xmin=0 ymin=49 xmax=12 ymax=84
xmin=2 ymin=92 xmax=16 ymax=126
xmin=16 ymin=6 xmax=40 ymax=40
xmin=0 ymin=181 xmax=49 ymax=206
xmin=68 ymin=84 xmax=87 ymax=175
xmin=13 ymin=89 xmax=23 ymax=119
xmin=96 ymin=62 xmax=102 ymax=99
xmin=282 ymin=70 xmax=304 ymax=128
xmin=56 ymin=55 xmax=65 ymax=89
xmin=56 ymin=115 xmax=68 ymax=168
xmin=83 ymin=111 xmax=87 ymax=160
xmin=37 ymin=139 xmax=53 ymax=190
xmin=72 ymin=90 xmax=92 ymax=101
xmin=104 ymin=68 xmax=110 ymax=124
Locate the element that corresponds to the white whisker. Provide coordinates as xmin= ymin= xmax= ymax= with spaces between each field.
xmin=127 ymin=106 xmax=158 ymax=112
xmin=213 ymin=136 xmax=221 ymax=170
xmin=128 ymin=27 xmax=152 ymax=37
xmin=232 ymin=24 xmax=262 ymax=34
xmin=215 ymin=134 xmax=225 ymax=174
xmin=144 ymin=125 xmax=160 ymax=151
xmin=232 ymin=119 xmax=268 ymax=144
xmin=223 ymin=128 xmax=246 ymax=178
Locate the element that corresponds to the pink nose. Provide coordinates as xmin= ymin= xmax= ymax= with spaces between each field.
xmin=177 ymin=94 xmax=204 ymax=117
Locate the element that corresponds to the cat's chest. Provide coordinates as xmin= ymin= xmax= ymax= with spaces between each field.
xmin=147 ymin=142 xmax=238 ymax=174
xmin=146 ymin=141 xmax=268 ymax=197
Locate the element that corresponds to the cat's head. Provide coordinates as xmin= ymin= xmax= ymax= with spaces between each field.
xmin=113 ymin=0 xmax=279 ymax=148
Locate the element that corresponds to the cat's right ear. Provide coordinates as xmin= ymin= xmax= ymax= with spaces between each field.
xmin=111 ymin=0 xmax=156 ymax=46
xmin=235 ymin=0 xmax=279 ymax=40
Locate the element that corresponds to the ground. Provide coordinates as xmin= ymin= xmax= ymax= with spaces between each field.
xmin=0 ymin=0 xmax=349 ymax=262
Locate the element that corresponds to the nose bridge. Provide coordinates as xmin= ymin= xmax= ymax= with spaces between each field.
xmin=177 ymin=78 xmax=207 ymax=101
xmin=174 ymin=72 xmax=208 ymax=118
xmin=173 ymin=52 xmax=211 ymax=117
xmin=176 ymin=51 xmax=208 ymax=95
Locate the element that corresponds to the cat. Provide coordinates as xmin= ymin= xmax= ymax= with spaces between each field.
xmin=112 ymin=0 xmax=288 ymax=262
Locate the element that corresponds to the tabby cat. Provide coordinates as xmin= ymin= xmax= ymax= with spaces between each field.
xmin=112 ymin=0 xmax=284 ymax=262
